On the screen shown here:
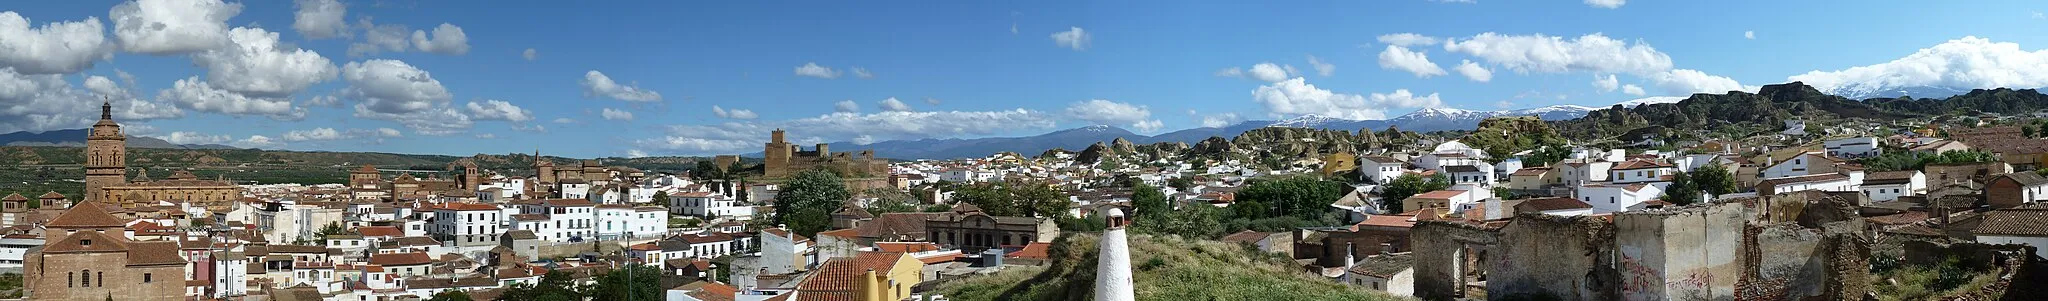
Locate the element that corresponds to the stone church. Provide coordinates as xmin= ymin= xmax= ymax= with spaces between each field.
xmin=80 ymin=101 xmax=241 ymax=210
xmin=22 ymin=201 xmax=185 ymax=300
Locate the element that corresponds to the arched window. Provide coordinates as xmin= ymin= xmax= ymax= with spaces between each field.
xmin=67 ymin=272 xmax=73 ymax=287
xmin=80 ymin=270 xmax=90 ymax=287
xmin=97 ymin=271 xmax=102 ymax=287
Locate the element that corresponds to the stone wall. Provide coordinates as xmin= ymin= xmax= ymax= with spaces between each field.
xmin=1409 ymin=221 xmax=1497 ymax=300
xmin=1487 ymin=214 xmax=1615 ymax=301
xmin=1612 ymin=202 xmax=1746 ymax=301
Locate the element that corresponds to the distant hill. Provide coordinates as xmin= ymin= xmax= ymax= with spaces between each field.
xmin=0 ymin=129 xmax=240 ymax=150
xmin=1549 ymin=81 xmax=2048 ymax=142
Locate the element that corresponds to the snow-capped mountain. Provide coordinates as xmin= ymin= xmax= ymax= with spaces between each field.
xmin=1824 ymin=85 xmax=1977 ymax=100
xmin=1264 ymin=105 xmax=1598 ymax=132
xmin=1616 ymin=96 xmax=1684 ymax=107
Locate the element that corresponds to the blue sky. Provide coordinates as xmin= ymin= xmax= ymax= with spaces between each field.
xmin=4 ymin=0 xmax=2048 ymax=158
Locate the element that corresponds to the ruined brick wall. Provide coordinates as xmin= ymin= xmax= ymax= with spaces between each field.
xmin=1409 ymin=221 xmax=1497 ymax=301
xmin=1613 ymin=202 xmax=1747 ymax=301
xmin=1487 ymin=214 xmax=1616 ymax=301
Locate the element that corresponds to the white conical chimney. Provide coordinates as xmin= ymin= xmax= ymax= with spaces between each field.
xmin=1344 ymin=242 xmax=1356 ymax=269
xmin=1094 ymin=208 xmax=1136 ymax=301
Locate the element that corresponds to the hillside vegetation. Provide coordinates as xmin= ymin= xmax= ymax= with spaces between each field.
xmin=934 ymin=233 xmax=1406 ymax=301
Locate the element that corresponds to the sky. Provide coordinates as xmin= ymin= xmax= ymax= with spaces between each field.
xmin=5 ymin=0 xmax=2048 ymax=158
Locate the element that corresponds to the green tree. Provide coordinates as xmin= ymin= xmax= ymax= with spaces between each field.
xmin=952 ymin=181 xmax=1069 ymax=218
xmin=427 ymin=289 xmax=474 ymax=301
xmin=315 ymin=222 xmax=348 ymax=241
xmin=1691 ymin=164 xmax=1739 ymax=195
xmin=1133 ymin=204 xmax=1223 ymax=239
xmin=1661 ymin=171 xmax=1700 ymax=205
xmin=1130 ymin=184 xmax=1170 ymax=217
xmin=775 ymin=170 xmax=849 ymax=237
xmin=651 ymin=191 xmax=670 ymax=207
xmin=1378 ymin=173 xmax=1451 ymax=213
xmin=495 ymin=270 xmax=581 ymax=301
xmin=586 ymin=264 xmax=662 ymax=301
xmin=863 ymin=189 xmax=920 ymax=215
xmin=1166 ymin=176 xmax=1195 ymax=191
xmin=1234 ymin=176 xmax=1345 ymax=220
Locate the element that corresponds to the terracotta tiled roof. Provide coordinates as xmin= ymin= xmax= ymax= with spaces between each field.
xmin=126 ymin=241 xmax=185 ymax=266
xmin=1863 ymin=171 xmax=1921 ymax=185
xmin=1358 ymin=214 xmax=1417 ymax=228
xmin=795 ymin=257 xmax=862 ymax=301
xmin=0 ymin=193 xmax=24 ymax=201
xmin=356 ymin=226 xmax=401 ymax=237
xmin=678 ymin=232 xmax=735 ymax=244
xmin=269 ymin=244 xmax=327 ymax=254
xmin=1513 ymin=197 xmax=1593 ymax=213
xmin=873 ymin=242 xmax=940 ymax=253
xmin=1990 ymin=172 xmax=2048 ymax=187
xmin=1347 ymin=252 xmax=1414 ymax=278
xmin=856 ymin=212 xmax=945 ymax=240
xmin=1974 ymin=207 xmax=2048 ymax=236
xmin=45 ymin=201 xmax=128 ymax=228
xmin=1008 ymin=242 xmax=1052 ymax=260
xmin=511 ymin=214 xmax=548 ymax=221
xmin=1510 ymin=167 xmax=1551 ymax=177
xmin=36 ymin=191 xmax=64 ymax=199
xmin=814 ymin=228 xmax=858 ymax=239
xmin=42 ymin=230 xmax=127 ymax=253
xmin=853 ymin=252 xmax=909 ymax=274
xmin=542 ymin=199 xmax=594 ymax=207
xmin=1613 ymin=159 xmax=1673 ymax=170
xmin=369 ymin=252 xmax=432 ymax=266
xmin=436 ymin=202 xmax=501 ymax=211
xmin=1444 ymin=165 xmax=1483 ymax=173
xmin=1219 ymin=230 xmax=1271 ymax=244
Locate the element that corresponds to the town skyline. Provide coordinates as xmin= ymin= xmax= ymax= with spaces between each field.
xmin=7 ymin=0 xmax=2048 ymax=158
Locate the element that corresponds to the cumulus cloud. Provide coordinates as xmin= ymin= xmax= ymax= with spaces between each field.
xmin=1051 ymin=27 xmax=1089 ymax=50
xmin=158 ymin=77 xmax=306 ymax=120
xmin=711 ymin=105 xmax=757 ymax=120
xmin=553 ymin=117 xmax=575 ymax=124
xmin=794 ymin=62 xmax=840 ymax=79
xmin=1306 ymin=55 xmax=1335 ymax=77
xmin=1453 ymin=60 xmax=1493 ymax=82
xmin=1252 ymin=78 xmax=1440 ymax=120
xmin=1378 ymin=45 xmax=1447 ymax=78
xmin=924 ymin=97 xmax=941 ymax=105
xmin=193 ymin=27 xmax=339 ymax=97
xmin=1371 ymin=89 xmax=1445 ymax=109
xmin=372 ymin=127 xmax=401 ymax=137
xmin=473 ymin=133 xmax=495 ymax=139
xmin=580 ymin=70 xmax=662 ymax=102
xmin=341 ymin=59 xmax=451 ymax=115
xmin=465 ymin=99 xmax=533 ymax=122
xmin=282 ymin=127 xmax=342 ymax=142
xmin=84 ymin=75 xmax=183 ymax=121
xmin=1199 ymin=113 xmax=1242 ymax=128
xmin=635 ymin=109 xmax=1057 ymax=155
xmin=878 ymin=97 xmax=913 ymax=112
xmin=601 ymin=108 xmax=634 ymax=121
xmin=292 ymin=0 xmax=347 ymax=39
xmin=1744 ymin=31 xmax=1755 ymax=40
xmin=1247 ymin=63 xmax=1293 ymax=83
xmin=522 ymin=48 xmax=537 ymax=61
xmin=1585 ymin=0 xmax=1626 ymax=9
xmin=346 ymin=17 xmax=410 ymax=57
xmin=1064 ymin=99 xmax=1160 ymax=132
xmin=0 ymin=70 xmax=182 ymax=132
xmin=1650 ymin=69 xmax=1750 ymax=95
xmin=159 ymin=131 xmax=231 ymax=144
xmin=232 ymin=135 xmax=283 ymax=149
xmin=1377 ymin=33 xmax=1439 ymax=47
xmin=1442 ymin=32 xmax=1673 ymax=76
xmin=354 ymin=105 xmax=470 ymax=136
xmin=1787 ymin=36 xmax=2048 ymax=95
xmin=852 ymin=67 xmax=874 ymax=79
xmin=1622 ymin=84 xmax=1647 ymax=96
xmin=110 ymin=0 xmax=242 ymax=54
xmin=1592 ymin=74 xmax=1620 ymax=92
xmin=1213 ymin=67 xmax=1243 ymax=78
xmin=834 ymin=100 xmax=859 ymax=113
xmin=410 ymin=23 xmax=469 ymax=55
xmin=0 ymin=12 xmax=113 ymax=74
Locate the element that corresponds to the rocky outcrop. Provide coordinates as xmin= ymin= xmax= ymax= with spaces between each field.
xmin=1076 ymin=142 xmax=1113 ymax=164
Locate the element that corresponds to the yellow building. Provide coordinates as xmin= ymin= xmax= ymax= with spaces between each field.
xmin=98 ymin=170 xmax=240 ymax=210
xmin=1505 ymin=167 xmax=1557 ymax=191
xmin=1320 ymin=152 xmax=1358 ymax=176
xmin=795 ymin=251 xmax=924 ymax=301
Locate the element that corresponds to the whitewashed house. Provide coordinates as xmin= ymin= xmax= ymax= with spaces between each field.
xmin=1756 ymin=173 xmax=1857 ymax=196
xmin=1577 ymin=183 xmax=1664 ymax=213
xmin=1824 ymin=137 xmax=1881 ymax=159
xmin=1358 ymin=156 xmax=1406 ymax=184
xmin=1860 ymin=171 xmax=1926 ymax=202
xmin=1609 ymin=160 xmax=1676 ymax=185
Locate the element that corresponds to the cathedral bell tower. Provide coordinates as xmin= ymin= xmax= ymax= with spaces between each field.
xmin=84 ymin=99 xmax=127 ymax=203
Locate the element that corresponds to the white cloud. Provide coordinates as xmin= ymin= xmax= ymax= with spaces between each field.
xmin=522 ymin=48 xmax=537 ymax=61
xmin=580 ymin=70 xmax=662 ymax=102
xmin=110 ymin=0 xmax=242 ymax=54
xmin=465 ymin=99 xmax=533 ymax=122
xmin=0 ymin=12 xmax=113 ymax=74
xmin=834 ymin=100 xmax=859 ymax=113
xmin=852 ymin=67 xmax=874 ymax=79
xmin=346 ymin=17 xmax=409 ymax=57
xmin=1442 ymin=32 xmax=1673 ymax=76
xmin=159 ymin=131 xmax=230 ymax=144
xmin=878 ymin=97 xmax=913 ymax=112
xmin=1787 ymin=36 xmax=2048 ymax=95
xmin=1377 ymin=33 xmax=1439 ymax=47
xmin=1199 ymin=113 xmax=1241 ymax=128
xmin=1622 ymin=84 xmax=1646 ymax=96
xmin=373 ymin=127 xmax=401 ymax=137
xmin=711 ymin=105 xmax=757 ymax=120
xmin=194 ymin=27 xmax=339 ymax=97
xmin=158 ymin=77 xmax=306 ymax=120
xmin=410 ymin=23 xmax=469 ymax=55
xmin=282 ymin=127 xmax=343 ymax=142
xmin=1051 ymin=27 xmax=1089 ymax=51
xmin=84 ymin=75 xmax=184 ymax=121
xmin=1585 ymin=0 xmax=1626 ymax=9
xmin=1453 ymin=60 xmax=1493 ymax=82
xmin=635 ymin=109 xmax=1057 ymax=155
xmin=511 ymin=124 xmax=544 ymax=133
xmin=553 ymin=117 xmax=575 ymax=124
xmin=292 ymin=0 xmax=347 ymax=39
xmin=305 ymin=94 xmax=340 ymax=107
xmin=1743 ymin=31 xmax=1755 ymax=40
xmin=232 ymin=135 xmax=283 ymax=149
xmin=341 ymin=59 xmax=452 ymax=115
xmin=794 ymin=62 xmax=841 ymax=79
xmin=474 ymin=133 xmax=495 ymax=139
xmin=0 ymin=69 xmax=173 ymax=132
xmin=1254 ymin=78 xmax=1379 ymax=119
xmin=601 ymin=108 xmax=634 ymax=121
xmin=1378 ymin=45 xmax=1447 ymax=78
xmin=1213 ymin=67 xmax=1243 ymax=78
xmin=1592 ymin=74 xmax=1620 ymax=92
xmin=1650 ymin=69 xmax=1749 ymax=95
xmin=1370 ymin=89 xmax=1444 ymax=109
xmin=1248 ymin=63 xmax=1292 ymax=83
xmin=626 ymin=149 xmax=648 ymax=158
xmin=1064 ymin=99 xmax=1157 ymax=131
xmin=924 ymin=97 xmax=941 ymax=105
xmin=354 ymin=105 xmax=470 ymax=136
xmin=1306 ymin=55 xmax=1335 ymax=77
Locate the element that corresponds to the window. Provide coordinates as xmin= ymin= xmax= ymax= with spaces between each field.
xmin=144 ymin=273 xmax=152 ymax=283
xmin=1609 ymin=197 xmax=1616 ymax=204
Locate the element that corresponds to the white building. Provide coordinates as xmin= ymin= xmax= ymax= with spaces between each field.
xmin=207 ymin=250 xmax=249 ymax=298
xmin=1358 ymin=156 xmax=1406 ymax=184
xmin=1824 ymin=137 xmax=1881 ymax=159
xmin=519 ymin=199 xmax=597 ymax=242
xmin=671 ymin=192 xmax=751 ymax=219
xmin=1445 ymin=165 xmax=1493 ymax=187
xmin=559 ymin=181 xmax=592 ymax=199
xmin=430 ymin=202 xmax=503 ymax=247
xmin=759 ymin=228 xmax=811 ymax=275
xmin=1757 ymin=173 xmax=1857 ymax=196
xmin=1609 ymin=160 xmax=1676 ymax=184
xmin=0 ymin=235 xmax=38 ymax=271
xmin=674 ymin=232 xmax=738 ymax=259
xmin=1860 ymin=171 xmax=1926 ymax=202
xmin=1577 ymin=183 xmax=1664 ymax=213
xmin=1761 ymin=152 xmax=1843 ymax=179
xmin=596 ymin=205 xmax=668 ymax=240
xmin=1972 ymin=208 xmax=2048 ymax=258
xmin=1555 ymin=161 xmax=1613 ymax=187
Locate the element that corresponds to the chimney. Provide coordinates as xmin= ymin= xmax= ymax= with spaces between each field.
xmin=1344 ymin=242 xmax=1356 ymax=269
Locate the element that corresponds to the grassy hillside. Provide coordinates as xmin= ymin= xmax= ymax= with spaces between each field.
xmin=935 ymin=233 xmax=1407 ymax=301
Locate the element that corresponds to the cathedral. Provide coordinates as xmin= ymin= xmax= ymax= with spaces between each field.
xmin=80 ymin=101 xmax=241 ymax=210
xmin=22 ymin=200 xmax=186 ymax=300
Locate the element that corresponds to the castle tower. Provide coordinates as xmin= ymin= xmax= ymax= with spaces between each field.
xmin=1094 ymin=208 xmax=1135 ymax=301
xmin=83 ymin=100 xmax=126 ymax=202
xmin=764 ymin=129 xmax=792 ymax=178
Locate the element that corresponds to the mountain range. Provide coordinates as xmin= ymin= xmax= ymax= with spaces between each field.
xmin=789 ymin=105 xmax=1602 ymax=160
xmin=0 ymin=129 xmax=240 ymax=150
